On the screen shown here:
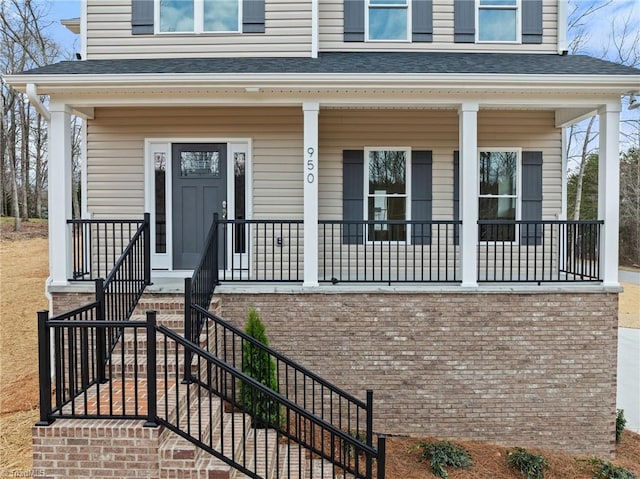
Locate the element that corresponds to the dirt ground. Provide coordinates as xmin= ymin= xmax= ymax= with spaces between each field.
xmin=0 ymin=219 xmax=638 ymax=476
xmin=0 ymin=220 xmax=49 ymax=472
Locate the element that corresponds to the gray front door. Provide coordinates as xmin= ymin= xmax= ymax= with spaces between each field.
xmin=172 ymin=143 xmax=227 ymax=270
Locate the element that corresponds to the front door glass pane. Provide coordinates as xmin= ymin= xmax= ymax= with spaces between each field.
xmin=234 ymin=152 xmax=246 ymax=254
xmin=154 ymin=152 xmax=167 ymax=253
xmin=180 ymin=151 xmax=220 ymax=177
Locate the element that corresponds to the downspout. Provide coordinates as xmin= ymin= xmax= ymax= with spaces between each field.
xmin=557 ymin=0 xmax=568 ymax=55
xmin=26 ymin=83 xmax=51 ymax=122
xmin=27 ymin=84 xmax=54 ymax=376
xmin=311 ymin=0 xmax=318 ymax=58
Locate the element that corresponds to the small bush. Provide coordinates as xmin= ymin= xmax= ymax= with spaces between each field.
xmin=343 ymin=430 xmax=368 ymax=459
xmin=506 ymin=447 xmax=549 ymax=479
xmin=616 ymin=409 xmax=627 ymax=442
xmin=240 ymin=307 xmax=281 ymax=428
xmin=581 ymin=457 xmax=638 ymax=479
xmin=413 ymin=440 xmax=473 ymax=479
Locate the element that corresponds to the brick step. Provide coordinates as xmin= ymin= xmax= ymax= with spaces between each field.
xmin=135 ymin=293 xmax=221 ymax=317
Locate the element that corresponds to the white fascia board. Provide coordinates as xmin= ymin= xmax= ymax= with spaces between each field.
xmin=6 ymin=73 xmax=640 ymax=94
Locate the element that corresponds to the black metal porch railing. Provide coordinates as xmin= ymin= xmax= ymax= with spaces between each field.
xmin=69 ymin=216 xmax=148 ymax=281
xmin=155 ymin=312 xmax=385 ymax=479
xmin=319 ymin=220 xmax=461 ymax=283
xmin=216 ymin=218 xmax=304 ymax=282
xmin=477 ymin=220 xmax=604 ymax=282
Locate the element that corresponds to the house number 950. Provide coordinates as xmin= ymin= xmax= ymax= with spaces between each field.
xmin=306 ymin=147 xmax=315 ymax=184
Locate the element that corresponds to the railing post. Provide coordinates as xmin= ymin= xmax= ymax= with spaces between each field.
xmin=95 ymin=278 xmax=107 ymax=383
xmin=183 ymin=277 xmax=193 ymax=383
xmin=366 ymin=389 xmax=374 ymax=478
xmin=213 ymin=213 xmax=219 ymax=285
xmin=143 ymin=213 xmax=151 ymax=285
xmin=376 ymin=435 xmax=386 ymax=479
xmin=36 ymin=310 xmax=54 ymax=426
xmin=144 ymin=310 xmax=158 ymax=427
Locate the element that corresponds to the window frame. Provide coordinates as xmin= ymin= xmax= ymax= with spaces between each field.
xmin=155 ymin=0 xmax=242 ymax=34
xmin=363 ymin=147 xmax=412 ymax=243
xmin=365 ymin=0 xmax=411 ymax=42
xmin=478 ymin=148 xmax=522 ymax=243
xmin=475 ymin=0 xmax=521 ymax=44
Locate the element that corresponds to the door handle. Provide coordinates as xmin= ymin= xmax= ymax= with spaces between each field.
xmin=222 ymin=200 xmax=227 ymax=220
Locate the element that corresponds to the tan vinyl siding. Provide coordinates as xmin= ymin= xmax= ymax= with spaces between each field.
xmin=86 ymin=107 xmax=303 ymax=219
xmin=319 ymin=0 xmax=558 ymax=53
xmin=86 ymin=107 xmax=561 ymax=280
xmin=86 ymin=0 xmax=311 ymax=59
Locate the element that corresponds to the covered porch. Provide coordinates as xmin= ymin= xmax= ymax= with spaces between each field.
xmin=10 ymin=53 xmax=633 ymax=290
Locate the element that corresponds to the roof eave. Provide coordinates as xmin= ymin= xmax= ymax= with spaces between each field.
xmin=6 ymin=72 xmax=639 ymax=96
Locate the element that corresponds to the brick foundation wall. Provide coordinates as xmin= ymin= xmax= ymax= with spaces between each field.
xmin=219 ymin=291 xmax=618 ymax=456
xmin=33 ymin=420 xmax=160 ymax=478
xmin=51 ymin=292 xmax=95 ymax=316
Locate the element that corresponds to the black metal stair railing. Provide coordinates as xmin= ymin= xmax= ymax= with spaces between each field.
xmin=154 ymin=312 xmax=386 ymax=479
xmin=183 ymin=213 xmax=385 ymax=478
xmin=36 ymin=214 xmax=151 ymax=424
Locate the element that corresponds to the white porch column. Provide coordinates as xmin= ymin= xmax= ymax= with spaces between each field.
xmin=598 ymin=102 xmax=621 ymax=286
xmin=303 ymin=102 xmax=320 ymax=287
xmin=459 ymin=103 xmax=479 ymax=287
xmin=48 ymin=102 xmax=73 ymax=285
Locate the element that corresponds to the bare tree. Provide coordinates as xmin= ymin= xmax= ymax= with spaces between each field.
xmin=566 ymin=1 xmax=640 ymax=220
xmin=0 ymin=0 xmax=60 ymax=228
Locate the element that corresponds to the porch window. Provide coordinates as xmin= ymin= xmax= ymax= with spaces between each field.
xmin=365 ymin=148 xmax=409 ymax=241
xmin=159 ymin=0 xmax=240 ymax=33
xmin=367 ymin=0 xmax=409 ymax=41
xmin=477 ymin=0 xmax=518 ymax=42
xmin=479 ymin=150 xmax=518 ymax=241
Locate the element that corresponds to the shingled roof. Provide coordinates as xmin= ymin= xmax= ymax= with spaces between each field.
xmin=19 ymin=52 xmax=640 ymax=76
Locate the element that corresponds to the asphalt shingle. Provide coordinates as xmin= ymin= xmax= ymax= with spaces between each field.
xmin=18 ymin=52 xmax=640 ymax=76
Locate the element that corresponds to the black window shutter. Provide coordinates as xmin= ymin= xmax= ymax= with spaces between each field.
xmin=521 ymin=151 xmax=543 ymax=245
xmin=343 ymin=150 xmax=365 ymax=244
xmin=411 ymin=151 xmax=433 ymax=244
xmin=412 ymin=0 xmax=433 ymax=42
xmin=344 ymin=0 xmax=365 ymax=42
xmin=454 ymin=0 xmax=475 ymax=43
xmin=243 ymin=0 xmax=265 ymax=33
xmin=131 ymin=0 xmax=154 ymax=35
xmin=453 ymin=151 xmax=460 ymax=246
xmin=522 ymin=0 xmax=543 ymax=44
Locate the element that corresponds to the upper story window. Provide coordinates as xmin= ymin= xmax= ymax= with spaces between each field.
xmin=477 ymin=0 xmax=519 ymax=42
xmin=159 ymin=0 xmax=240 ymax=33
xmin=366 ymin=0 xmax=410 ymax=41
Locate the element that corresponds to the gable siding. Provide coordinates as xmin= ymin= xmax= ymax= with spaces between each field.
xmin=86 ymin=0 xmax=311 ymax=59
xmin=319 ymin=0 xmax=558 ymax=53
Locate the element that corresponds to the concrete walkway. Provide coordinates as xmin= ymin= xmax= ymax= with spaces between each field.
xmin=618 ymin=327 xmax=640 ymax=432
xmin=617 ymin=269 xmax=639 ymax=432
